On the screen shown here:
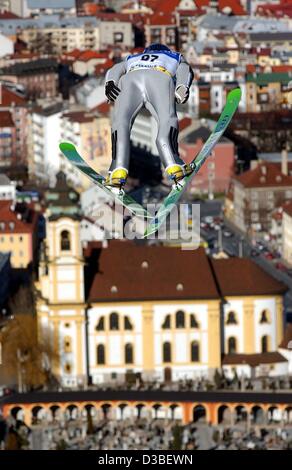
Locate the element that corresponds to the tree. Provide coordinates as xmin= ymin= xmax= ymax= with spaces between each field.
xmin=0 ymin=315 xmax=59 ymax=391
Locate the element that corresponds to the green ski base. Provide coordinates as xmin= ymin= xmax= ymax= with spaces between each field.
xmin=143 ymin=87 xmax=242 ymax=238
xmin=59 ymin=142 xmax=152 ymax=219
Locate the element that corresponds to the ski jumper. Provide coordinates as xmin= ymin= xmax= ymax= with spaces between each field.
xmin=105 ymin=51 xmax=194 ymax=179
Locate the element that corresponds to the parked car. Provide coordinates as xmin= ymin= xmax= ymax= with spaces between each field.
xmin=223 ymin=230 xmax=233 ymax=238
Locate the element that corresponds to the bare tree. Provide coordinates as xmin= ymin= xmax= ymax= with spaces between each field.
xmin=0 ymin=315 xmax=59 ymax=391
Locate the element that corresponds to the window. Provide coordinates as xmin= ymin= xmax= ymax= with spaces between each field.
xmin=64 ymin=336 xmax=72 ymax=353
xmin=114 ymin=32 xmax=124 ymax=43
xmin=96 ymin=317 xmax=105 ymax=331
xmin=65 ymin=322 xmax=70 ymax=328
xmin=96 ymin=344 xmax=105 ymax=364
xmin=19 ymin=251 xmax=23 ymax=257
xmin=191 ymin=341 xmax=200 ymax=362
xmin=19 ymin=236 xmax=23 ymax=242
xmin=190 ymin=314 xmax=199 ymax=328
xmin=175 ymin=310 xmax=185 ymax=328
xmin=228 ymin=337 xmax=237 ymax=354
xmin=124 ymin=316 xmax=133 ymax=330
xmin=163 ymin=342 xmax=172 ymax=363
xmin=125 ymin=343 xmax=133 ymax=364
xmin=226 ymin=311 xmax=237 ymax=325
xmin=64 ymin=363 xmax=71 ymax=373
xmin=260 ymin=310 xmax=269 ymax=324
xmin=261 ymin=335 xmax=269 ymax=353
xmin=60 ymin=230 xmax=71 ymax=251
xmin=109 ymin=312 xmax=119 ymax=330
xmin=162 ymin=314 xmax=171 ymax=329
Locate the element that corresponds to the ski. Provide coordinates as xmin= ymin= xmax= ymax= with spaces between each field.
xmin=144 ymin=87 xmax=242 ymax=238
xmin=59 ymin=142 xmax=152 ymax=219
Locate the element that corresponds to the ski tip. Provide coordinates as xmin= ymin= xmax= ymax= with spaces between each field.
xmin=228 ymin=87 xmax=242 ymax=102
xmin=59 ymin=142 xmax=75 ymax=152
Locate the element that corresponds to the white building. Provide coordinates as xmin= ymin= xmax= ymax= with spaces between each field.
xmin=0 ymin=33 xmax=13 ymax=59
xmin=0 ymin=174 xmax=16 ymax=200
xmin=28 ymin=102 xmax=64 ymax=184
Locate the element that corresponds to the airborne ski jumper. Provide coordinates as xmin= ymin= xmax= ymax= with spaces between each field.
xmin=104 ymin=43 xmax=194 ymax=189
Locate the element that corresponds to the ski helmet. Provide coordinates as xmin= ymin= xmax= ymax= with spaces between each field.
xmin=143 ymin=43 xmax=171 ymax=53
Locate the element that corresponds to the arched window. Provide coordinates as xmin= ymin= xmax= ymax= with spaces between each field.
xmin=96 ymin=344 xmax=105 ymax=364
xmin=163 ymin=342 xmax=172 ymax=363
xmin=60 ymin=230 xmax=71 ymax=251
xmin=125 ymin=343 xmax=134 ymax=364
xmin=226 ymin=311 xmax=237 ymax=325
xmin=124 ymin=316 xmax=133 ymax=330
xmin=162 ymin=314 xmax=171 ymax=329
xmin=64 ymin=336 xmax=72 ymax=353
xmin=191 ymin=341 xmax=200 ymax=362
xmin=228 ymin=337 xmax=237 ymax=354
xmin=261 ymin=335 xmax=269 ymax=353
xmin=96 ymin=317 xmax=105 ymax=331
xmin=109 ymin=312 xmax=119 ymax=330
xmin=260 ymin=310 xmax=269 ymax=324
xmin=176 ymin=310 xmax=185 ymax=328
xmin=65 ymin=363 xmax=71 ymax=373
xmin=190 ymin=314 xmax=199 ymax=328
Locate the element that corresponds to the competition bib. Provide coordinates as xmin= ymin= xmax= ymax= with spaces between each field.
xmin=126 ymin=51 xmax=181 ymax=76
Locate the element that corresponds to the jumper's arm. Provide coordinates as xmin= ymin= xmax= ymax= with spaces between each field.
xmin=105 ymin=60 xmax=127 ymax=84
xmin=175 ymin=55 xmax=194 ymax=88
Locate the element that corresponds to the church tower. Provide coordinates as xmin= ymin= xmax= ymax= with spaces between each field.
xmin=36 ymin=172 xmax=87 ymax=387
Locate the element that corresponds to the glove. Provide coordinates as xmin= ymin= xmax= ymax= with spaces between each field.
xmin=175 ymin=85 xmax=189 ymax=104
xmin=105 ymin=80 xmax=121 ymax=102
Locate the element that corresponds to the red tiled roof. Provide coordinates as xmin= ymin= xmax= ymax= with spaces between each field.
xmin=87 ymin=242 xmax=220 ymax=302
xmin=222 ymin=352 xmax=288 ymax=366
xmin=0 ymin=87 xmax=26 ymax=107
xmin=95 ymin=101 xmax=111 ymax=115
xmin=0 ymin=111 xmax=15 ymax=128
xmin=85 ymin=240 xmax=287 ymax=303
xmin=0 ymin=10 xmax=20 ymax=19
xmin=0 ymin=200 xmax=38 ymax=234
xmin=63 ymin=111 xmax=95 ymax=123
xmin=94 ymin=59 xmax=114 ymax=76
xmin=77 ymin=50 xmax=109 ymax=62
xmin=234 ymin=162 xmax=292 ymax=189
xmin=179 ymin=117 xmax=192 ymax=132
xmin=272 ymin=65 xmax=292 ymax=73
xmin=147 ymin=12 xmax=177 ymax=25
xmin=211 ymin=257 xmax=287 ymax=296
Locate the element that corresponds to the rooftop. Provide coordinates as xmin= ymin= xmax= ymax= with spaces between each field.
xmin=0 ymin=59 xmax=58 ymax=77
xmin=222 ymin=352 xmax=288 ymax=367
xmin=85 ymin=241 xmax=286 ymax=303
xmin=234 ymin=162 xmax=292 ymax=189
xmin=0 ymin=111 xmax=14 ymax=128
xmin=0 ymin=200 xmax=38 ymax=234
xmin=211 ymin=257 xmax=287 ymax=297
xmin=0 ymin=15 xmax=99 ymax=35
xmin=27 ymin=0 xmax=75 ymax=9
xmin=0 ymin=174 xmax=11 ymax=186
xmin=0 ymin=86 xmax=27 ymax=107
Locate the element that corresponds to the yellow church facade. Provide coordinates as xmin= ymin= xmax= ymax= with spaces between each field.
xmin=35 ymin=195 xmax=286 ymax=387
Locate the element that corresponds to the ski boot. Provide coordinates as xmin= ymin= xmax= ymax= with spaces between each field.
xmin=104 ymin=167 xmax=128 ymax=194
xmin=165 ymin=163 xmax=193 ymax=187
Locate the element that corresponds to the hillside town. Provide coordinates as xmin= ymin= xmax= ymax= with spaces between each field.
xmin=0 ymin=0 xmax=292 ymax=452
